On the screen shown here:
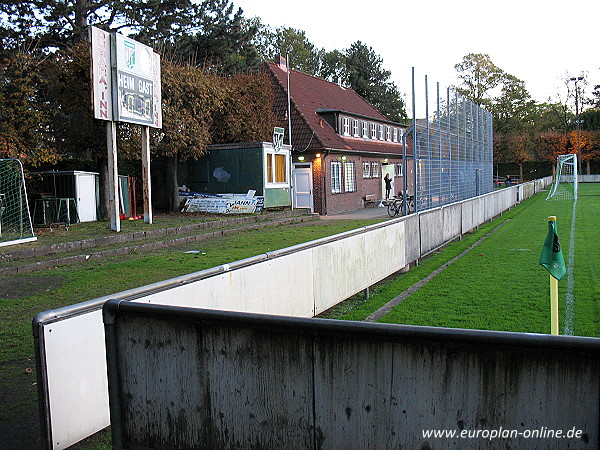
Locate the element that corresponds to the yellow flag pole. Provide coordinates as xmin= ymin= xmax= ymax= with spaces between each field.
xmin=544 ymin=216 xmax=560 ymax=335
xmin=548 ymin=216 xmax=559 ymax=335
xmin=550 ymin=275 xmax=559 ymax=335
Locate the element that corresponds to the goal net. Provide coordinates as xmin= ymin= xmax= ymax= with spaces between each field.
xmin=546 ymin=154 xmax=578 ymax=201
xmin=0 ymin=159 xmax=37 ymax=247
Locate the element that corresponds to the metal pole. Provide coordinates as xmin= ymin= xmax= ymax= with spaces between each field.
xmin=107 ymin=121 xmax=120 ymax=232
xmin=103 ymin=303 xmax=124 ymax=449
xmin=425 ymin=75 xmax=430 ymax=210
xmin=456 ymin=91 xmax=460 ymax=201
xmin=447 ymin=88 xmax=452 ymax=203
xmin=286 ymin=50 xmax=292 ymax=147
xmin=411 ymin=67 xmax=417 ymax=214
xmin=575 ymin=81 xmax=581 ymax=173
xmin=437 ymin=82 xmax=442 ymax=206
xmin=142 ymin=126 xmax=153 ymax=224
xmin=285 ymin=51 xmax=294 ymax=212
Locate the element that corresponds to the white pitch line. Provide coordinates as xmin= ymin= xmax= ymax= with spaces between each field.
xmin=563 ymin=198 xmax=577 ymax=335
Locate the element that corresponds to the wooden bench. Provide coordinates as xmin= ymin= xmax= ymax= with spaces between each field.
xmin=363 ymin=193 xmax=379 ymax=207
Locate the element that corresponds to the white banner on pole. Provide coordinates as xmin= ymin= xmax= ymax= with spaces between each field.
xmin=90 ymin=27 xmax=113 ymax=121
xmin=152 ymin=53 xmax=162 ymax=129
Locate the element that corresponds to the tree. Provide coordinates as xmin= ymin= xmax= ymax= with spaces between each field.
xmin=494 ymin=133 xmax=533 ymax=180
xmin=566 ymin=130 xmax=599 ymax=175
xmin=318 ymin=50 xmax=346 ymax=84
xmin=533 ymin=132 xmax=568 ymax=163
xmin=529 ymin=102 xmax=571 ymax=134
xmin=454 ymin=53 xmax=504 ymax=107
xmin=581 ymin=109 xmax=600 ymax=131
xmin=211 ymin=73 xmax=275 ymax=144
xmin=0 ymin=0 xmax=217 ymax=48
xmin=0 ymin=45 xmax=60 ymax=165
xmin=342 ymin=41 xmax=407 ymax=123
xmin=488 ymin=73 xmax=536 ymax=134
xmin=253 ymin=24 xmax=323 ymax=76
xmin=152 ymin=61 xmax=275 ymax=212
xmin=157 ymin=1 xmax=262 ymax=73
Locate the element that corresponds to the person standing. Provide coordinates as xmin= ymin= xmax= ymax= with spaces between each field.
xmin=384 ymin=173 xmax=392 ymax=199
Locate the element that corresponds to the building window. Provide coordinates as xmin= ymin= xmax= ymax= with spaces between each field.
xmin=362 ymin=161 xmax=371 ymax=178
xmin=386 ymin=126 xmax=391 ymax=141
xmin=370 ymin=123 xmax=377 ymax=139
xmin=371 ymin=162 xmax=380 ymax=177
xmin=353 ymin=119 xmax=360 ymax=137
xmin=362 ymin=121 xmax=369 ymax=138
xmin=395 ymin=163 xmax=403 ymax=177
xmin=267 ymin=154 xmax=273 ymax=183
xmin=266 ymin=152 xmax=288 ymax=184
xmin=344 ymin=162 xmax=356 ymax=192
xmin=275 ymin=154 xmax=286 ymax=182
xmin=393 ymin=128 xmax=399 ymax=142
xmin=342 ymin=117 xmax=350 ymax=136
xmin=378 ymin=124 xmax=384 ymax=140
xmin=331 ymin=161 xmax=342 ymax=193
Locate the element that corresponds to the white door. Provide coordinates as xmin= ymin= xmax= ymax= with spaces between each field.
xmin=382 ymin=164 xmax=395 ymax=199
xmin=292 ymin=163 xmax=314 ymax=212
xmin=75 ymin=173 xmax=98 ymax=222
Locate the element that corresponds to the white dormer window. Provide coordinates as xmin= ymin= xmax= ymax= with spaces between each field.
xmin=362 ymin=121 xmax=368 ymax=138
xmin=393 ymin=128 xmax=398 ymax=142
xmin=378 ymin=124 xmax=384 ymax=140
xmin=353 ymin=119 xmax=360 ymax=137
xmin=342 ymin=117 xmax=350 ymax=136
xmin=386 ymin=126 xmax=391 ymax=141
xmin=370 ymin=123 xmax=377 ymax=139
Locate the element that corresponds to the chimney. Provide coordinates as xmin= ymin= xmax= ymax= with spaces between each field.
xmin=277 ymin=55 xmax=288 ymax=72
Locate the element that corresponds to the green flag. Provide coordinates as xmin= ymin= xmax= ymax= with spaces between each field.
xmin=539 ymin=218 xmax=566 ymax=280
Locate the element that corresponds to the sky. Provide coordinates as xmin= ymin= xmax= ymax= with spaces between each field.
xmin=233 ymin=0 xmax=599 ymax=117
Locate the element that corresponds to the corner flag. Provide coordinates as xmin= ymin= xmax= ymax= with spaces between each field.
xmin=539 ymin=216 xmax=566 ymax=281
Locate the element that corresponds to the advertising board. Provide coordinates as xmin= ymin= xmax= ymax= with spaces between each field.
xmin=114 ymin=33 xmax=162 ymax=128
xmin=90 ymin=27 xmax=113 ymax=121
xmin=90 ymin=27 xmax=161 ymax=128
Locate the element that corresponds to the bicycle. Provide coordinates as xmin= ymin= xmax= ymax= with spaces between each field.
xmin=386 ymin=194 xmax=415 ymax=217
xmin=386 ymin=197 xmax=403 ymax=217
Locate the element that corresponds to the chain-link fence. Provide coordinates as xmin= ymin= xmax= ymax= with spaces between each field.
xmin=403 ymin=72 xmax=494 ymax=213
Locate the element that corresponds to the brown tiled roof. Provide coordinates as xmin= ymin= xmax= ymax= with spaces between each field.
xmin=265 ymin=62 xmax=406 ymax=155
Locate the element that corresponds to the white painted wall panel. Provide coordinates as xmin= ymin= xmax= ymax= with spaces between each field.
xmin=442 ymin=203 xmax=462 ymax=243
xmin=461 ymin=198 xmax=475 ymax=233
xmin=137 ymin=251 xmax=315 ymax=318
xmin=419 ymin=208 xmax=444 ymax=255
xmin=43 ymin=310 xmax=109 ymax=449
xmin=402 ymin=215 xmax=421 ymax=264
xmin=313 ymin=222 xmax=405 ymax=315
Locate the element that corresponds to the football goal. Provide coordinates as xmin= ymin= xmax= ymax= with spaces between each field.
xmin=0 ymin=159 xmax=37 ymax=247
xmin=546 ymin=154 xmax=578 ymax=201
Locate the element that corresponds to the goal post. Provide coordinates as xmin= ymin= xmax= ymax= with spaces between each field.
xmin=0 ymin=159 xmax=37 ymax=247
xmin=546 ymin=154 xmax=578 ymax=201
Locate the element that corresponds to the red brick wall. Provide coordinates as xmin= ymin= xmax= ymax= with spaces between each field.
xmin=320 ymin=155 xmax=407 ymax=215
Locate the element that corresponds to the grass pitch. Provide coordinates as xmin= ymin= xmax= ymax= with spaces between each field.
xmin=328 ymin=183 xmax=600 ymax=337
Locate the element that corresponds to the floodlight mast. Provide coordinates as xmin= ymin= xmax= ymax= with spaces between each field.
xmin=569 ymin=76 xmax=584 ymax=175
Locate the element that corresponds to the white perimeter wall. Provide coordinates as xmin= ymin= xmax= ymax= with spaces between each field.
xmin=34 ymin=177 xmax=553 ymax=449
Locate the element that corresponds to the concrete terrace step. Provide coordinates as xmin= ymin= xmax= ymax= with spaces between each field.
xmin=1 ymin=209 xmax=312 ymax=263
xmin=0 ymin=210 xmax=317 ymax=276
